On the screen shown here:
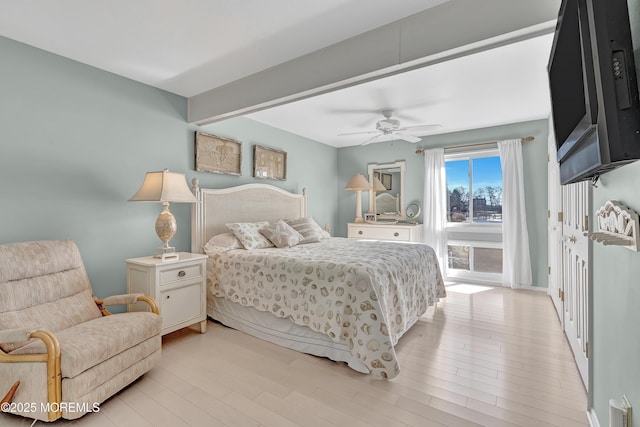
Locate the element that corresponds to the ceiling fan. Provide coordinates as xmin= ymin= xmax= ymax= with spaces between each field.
xmin=338 ymin=110 xmax=442 ymax=145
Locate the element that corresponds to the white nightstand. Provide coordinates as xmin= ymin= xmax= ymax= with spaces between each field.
xmin=126 ymin=252 xmax=207 ymax=336
xmin=347 ymin=222 xmax=423 ymax=243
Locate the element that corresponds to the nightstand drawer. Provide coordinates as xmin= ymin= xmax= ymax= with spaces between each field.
xmin=159 ymin=264 xmax=202 ymax=285
xmin=350 ymin=225 xmax=410 ymax=241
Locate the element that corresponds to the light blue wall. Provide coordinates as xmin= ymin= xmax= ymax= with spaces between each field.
xmin=198 ymin=118 xmax=338 ymax=233
xmin=591 ymin=1 xmax=640 ymax=422
xmin=592 ymin=161 xmax=640 ymax=426
xmin=337 ymin=119 xmax=550 ymax=287
xmin=0 ymin=36 xmax=194 ymax=303
xmin=0 ymin=36 xmax=338 ymax=307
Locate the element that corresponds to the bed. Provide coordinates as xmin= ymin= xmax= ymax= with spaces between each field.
xmin=191 ymin=181 xmax=445 ymax=379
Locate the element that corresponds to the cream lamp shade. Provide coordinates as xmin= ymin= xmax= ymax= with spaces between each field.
xmin=344 ymin=174 xmax=371 ymax=223
xmin=129 ymin=169 xmax=197 ymax=259
xmin=372 ymin=176 xmax=387 ymax=192
xmin=366 ymin=176 xmax=387 ymax=215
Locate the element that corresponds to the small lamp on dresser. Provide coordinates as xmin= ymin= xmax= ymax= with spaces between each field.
xmin=129 ymin=168 xmax=197 ymax=260
xmin=367 ymin=176 xmax=387 ymax=216
xmin=345 ymin=173 xmax=371 ymax=223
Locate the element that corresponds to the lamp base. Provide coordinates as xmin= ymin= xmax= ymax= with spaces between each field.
xmin=154 ymin=246 xmax=178 ymax=260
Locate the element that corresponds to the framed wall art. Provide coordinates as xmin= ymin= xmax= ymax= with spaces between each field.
xmin=195 ymin=131 xmax=242 ymax=175
xmin=253 ymin=145 xmax=287 ymax=180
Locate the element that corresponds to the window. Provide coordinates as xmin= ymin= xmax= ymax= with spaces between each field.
xmin=445 ymin=151 xmax=502 ymax=224
xmin=447 ymin=242 xmax=503 ymax=275
xmin=445 ymin=149 xmax=503 ymax=282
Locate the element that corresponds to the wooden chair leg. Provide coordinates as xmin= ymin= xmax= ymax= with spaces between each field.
xmin=0 ymin=381 xmax=19 ymax=408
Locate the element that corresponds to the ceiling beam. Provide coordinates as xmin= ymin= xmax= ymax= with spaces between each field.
xmin=188 ymin=0 xmax=560 ymax=125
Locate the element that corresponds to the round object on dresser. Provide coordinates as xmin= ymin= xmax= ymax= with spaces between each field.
xmin=406 ymin=203 xmax=421 ymax=224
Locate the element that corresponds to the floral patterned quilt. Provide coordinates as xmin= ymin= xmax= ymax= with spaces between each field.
xmin=207 ymin=237 xmax=445 ymax=379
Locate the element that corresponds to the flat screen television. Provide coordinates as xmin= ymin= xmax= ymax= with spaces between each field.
xmin=548 ymin=0 xmax=640 ymax=185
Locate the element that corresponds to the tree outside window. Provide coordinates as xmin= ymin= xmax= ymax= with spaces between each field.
xmin=445 ymin=156 xmax=502 ymax=223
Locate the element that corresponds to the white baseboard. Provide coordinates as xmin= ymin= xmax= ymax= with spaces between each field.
xmin=519 ymin=285 xmax=548 ymax=292
xmin=445 ymin=279 xmax=549 ymax=292
xmin=587 ymin=407 xmax=601 ymax=427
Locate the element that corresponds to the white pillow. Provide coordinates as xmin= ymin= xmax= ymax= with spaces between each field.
xmin=203 ymin=233 xmax=243 ymax=255
xmin=260 ymin=220 xmax=304 ymax=248
xmin=285 ymin=217 xmax=330 ymax=244
xmin=226 ymin=222 xmax=275 ymax=250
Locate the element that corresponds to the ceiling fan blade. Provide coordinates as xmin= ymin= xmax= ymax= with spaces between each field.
xmin=396 ymin=133 xmax=421 ymax=143
xmin=337 ymin=130 xmax=381 ymax=137
xmin=326 ymin=108 xmax=380 ymax=115
xmin=361 ymin=133 xmax=396 ymax=146
xmin=403 ymin=124 xmax=443 ymax=132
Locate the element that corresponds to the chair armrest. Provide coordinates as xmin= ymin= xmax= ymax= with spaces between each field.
xmin=94 ymin=294 xmax=159 ymax=315
xmin=0 ymin=330 xmax=62 ymax=421
xmin=0 ymin=328 xmax=42 ymax=345
xmin=0 ymin=329 xmax=60 ymax=360
xmin=100 ymin=293 xmax=144 ymax=306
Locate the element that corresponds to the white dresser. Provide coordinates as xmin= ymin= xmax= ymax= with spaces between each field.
xmin=347 ymin=222 xmax=423 ymax=243
xmin=126 ymin=252 xmax=207 ymax=336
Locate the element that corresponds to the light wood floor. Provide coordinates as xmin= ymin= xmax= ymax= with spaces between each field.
xmin=1 ymin=283 xmax=588 ymax=426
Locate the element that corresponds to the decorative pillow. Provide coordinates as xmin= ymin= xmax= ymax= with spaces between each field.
xmin=203 ymin=233 xmax=243 ymax=255
xmin=226 ymin=222 xmax=274 ymax=250
xmin=285 ymin=217 xmax=330 ymax=244
xmin=260 ymin=220 xmax=304 ymax=248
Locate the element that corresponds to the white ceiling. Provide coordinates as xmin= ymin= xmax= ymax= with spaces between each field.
xmin=0 ymin=0 xmax=554 ymax=148
xmin=247 ymin=34 xmax=554 ymax=147
xmin=0 ymin=0 xmax=448 ymax=97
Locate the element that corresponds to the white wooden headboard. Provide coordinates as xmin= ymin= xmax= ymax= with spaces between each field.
xmin=191 ymin=179 xmax=307 ymax=253
xmin=375 ymin=192 xmax=400 ymax=214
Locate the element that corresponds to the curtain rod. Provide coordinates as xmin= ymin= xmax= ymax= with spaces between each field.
xmin=415 ymin=135 xmax=535 ymax=154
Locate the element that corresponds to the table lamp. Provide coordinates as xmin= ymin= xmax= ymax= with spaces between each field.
xmin=129 ymin=169 xmax=197 ymax=259
xmin=367 ymin=175 xmax=387 ymax=216
xmin=345 ymin=174 xmax=371 ymax=223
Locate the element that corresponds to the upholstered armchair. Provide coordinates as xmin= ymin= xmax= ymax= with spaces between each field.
xmin=0 ymin=240 xmax=162 ymax=422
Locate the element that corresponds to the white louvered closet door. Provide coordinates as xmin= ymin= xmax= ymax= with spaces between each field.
xmin=547 ymin=148 xmax=563 ymax=321
xmin=560 ymin=180 xmax=590 ymax=390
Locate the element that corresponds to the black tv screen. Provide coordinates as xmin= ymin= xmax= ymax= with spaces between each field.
xmin=548 ymin=0 xmax=640 ymax=185
xmin=548 ymin=0 xmax=590 ymax=152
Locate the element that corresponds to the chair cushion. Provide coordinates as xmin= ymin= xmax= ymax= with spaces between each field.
xmin=62 ymin=337 xmax=161 ymax=405
xmin=0 ymin=240 xmax=102 ymax=352
xmin=11 ymin=312 xmax=162 ymax=378
xmin=63 ymin=347 xmax=161 ymax=420
xmin=0 ymin=240 xmax=84 ymax=283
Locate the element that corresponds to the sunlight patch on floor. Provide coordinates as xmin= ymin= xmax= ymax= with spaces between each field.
xmin=446 ymin=283 xmax=494 ymax=294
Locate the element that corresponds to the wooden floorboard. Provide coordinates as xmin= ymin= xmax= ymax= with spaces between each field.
xmin=0 ymin=283 xmax=588 ymax=426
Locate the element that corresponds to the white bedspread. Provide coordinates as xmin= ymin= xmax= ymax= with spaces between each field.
xmin=207 ymin=237 xmax=445 ymax=379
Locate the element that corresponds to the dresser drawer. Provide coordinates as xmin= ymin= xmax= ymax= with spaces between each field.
xmin=350 ymin=225 xmax=410 ymax=241
xmin=159 ymin=264 xmax=203 ymax=285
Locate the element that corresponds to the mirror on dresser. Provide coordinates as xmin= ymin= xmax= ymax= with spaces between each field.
xmin=367 ymin=160 xmax=406 ymax=221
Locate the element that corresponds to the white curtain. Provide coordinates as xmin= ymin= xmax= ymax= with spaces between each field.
xmin=498 ymin=139 xmax=532 ymax=288
xmin=423 ymin=148 xmax=447 ymax=272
